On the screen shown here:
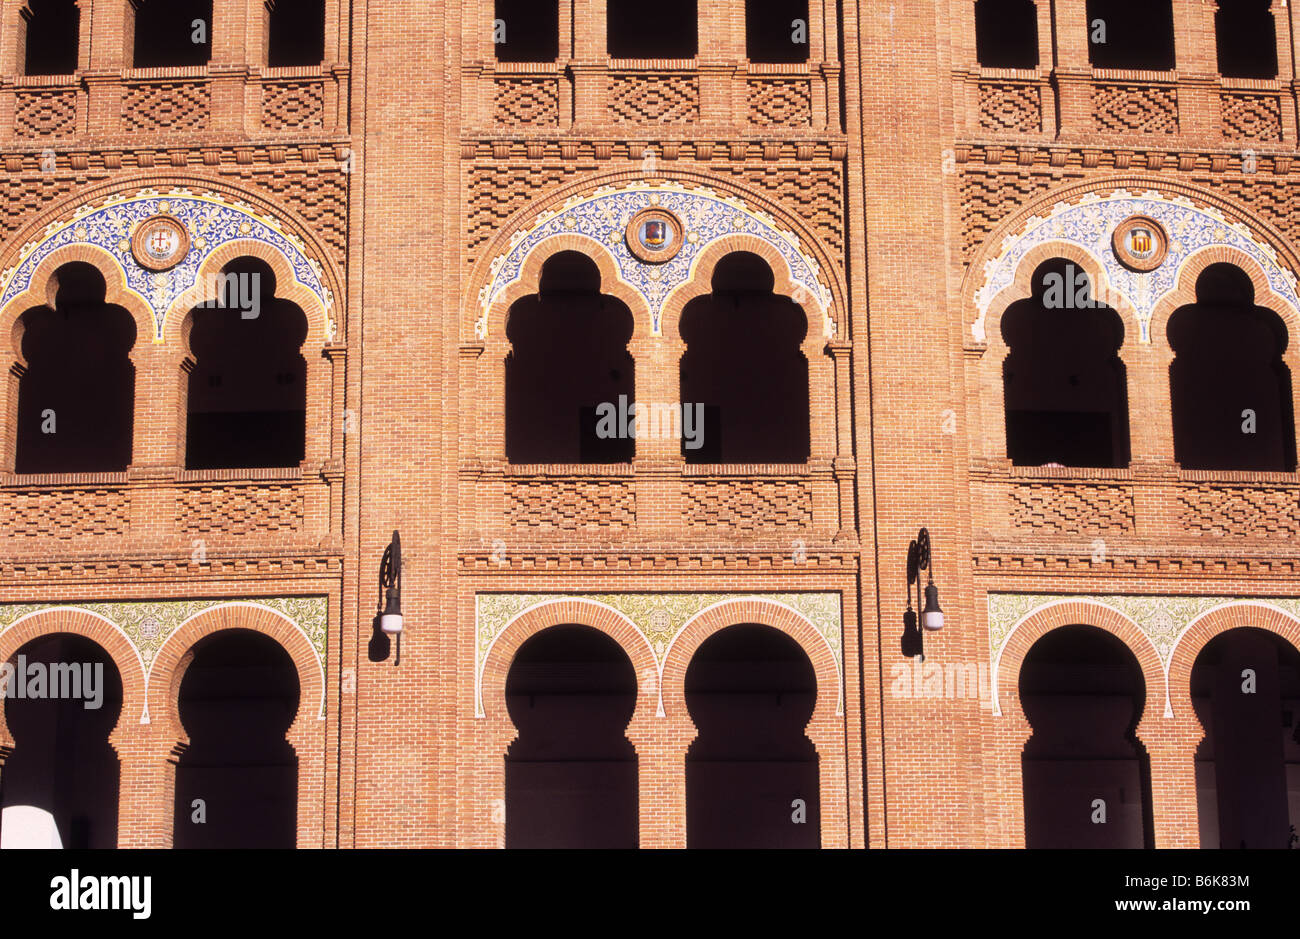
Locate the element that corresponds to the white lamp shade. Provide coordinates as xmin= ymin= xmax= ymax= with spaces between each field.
xmin=380 ymin=612 xmax=404 ymax=635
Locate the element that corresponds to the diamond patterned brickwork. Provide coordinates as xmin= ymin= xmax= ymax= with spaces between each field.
xmin=245 ymin=168 xmax=348 ymax=268
xmin=718 ymin=163 xmax=845 ymax=261
xmin=1220 ymin=93 xmax=1282 ymax=142
xmin=609 ymin=74 xmax=699 ymax=123
xmin=959 ymin=166 xmax=1075 ymax=260
xmin=123 ymin=82 xmax=210 ymax=132
xmin=1092 ymin=84 xmax=1178 ymax=134
xmin=465 ymin=162 xmax=589 ymax=265
xmin=978 ymin=82 xmax=1041 ymax=133
xmin=1009 ymin=484 xmax=1135 ymax=535
xmin=14 ymin=89 xmax=77 ymax=138
xmin=262 ymin=80 xmax=326 ymax=131
xmin=746 ymin=79 xmax=812 ymax=127
xmin=1178 ymin=486 xmax=1300 ymax=538
xmin=0 ymin=488 xmax=129 ymax=539
xmin=1195 ymin=173 xmax=1300 ymax=253
xmin=179 ymin=485 xmax=305 ymax=535
xmin=686 ymin=479 xmax=813 ymax=531
xmin=506 ymin=479 xmax=636 ymax=531
xmin=493 ymin=77 xmax=560 ymax=126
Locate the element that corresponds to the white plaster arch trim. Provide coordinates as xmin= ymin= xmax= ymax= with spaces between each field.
xmin=0 ymin=188 xmax=336 ymax=343
xmin=972 ymin=189 xmax=1300 ymax=344
xmin=154 ymin=601 xmax=327 ymax=722
xmin=476 ymin=182 xmax=835 ymax=340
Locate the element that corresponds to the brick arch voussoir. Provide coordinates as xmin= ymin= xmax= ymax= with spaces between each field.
xmin=0 ymin=608 xmax=146 ymax=751
xmin=661 ymin=600 xmax=839 ymax=728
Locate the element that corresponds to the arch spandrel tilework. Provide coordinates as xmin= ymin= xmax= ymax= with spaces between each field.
xmin=475 ymin=592 xmax=843 ymax=718
xmin=987 ymin=592 xmax=1300 ymax=719
xmin=0 ymin=597 xmax=328 ymax=722
xmin=0 ymin=188 xmax=336 ymax=342
xmin=477 ymin=183 xmax=836 ymax=339
xmin=973 ymin=190 xmax=1300 ymax=343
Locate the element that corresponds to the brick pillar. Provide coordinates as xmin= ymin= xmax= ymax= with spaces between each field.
xmin=1052 ymin=0 xmax=1093 ymax=136
xmin=697 ymin=0 xmax=742 ymax=126
xmin=84 ymin=0 xmax=130 ymax=134
xmin=629 ymin=333 xmax=684 ymax=533
xmin=1172 ymin=0 xmax=1220 ymax=141
xmin=287 ymin=718 xmax=327 ymax=848
xmin=113 ymin=734 xmax=176 ymax=848
xmin=129 ymin=345 xmax=185 ymax=470
xmin=208 ymin=0 xmax=250 ymax=134
xmin=627 ymin=717 xmax=692 ymax=849
xmin=1137 ymin=716 xmax=1203 ymax=848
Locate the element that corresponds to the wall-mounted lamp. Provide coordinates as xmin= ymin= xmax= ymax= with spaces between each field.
xmin=902 ymin=527 xmax=944 ymax=660
xmin=377 ymin=530 xmax=403 ymax=665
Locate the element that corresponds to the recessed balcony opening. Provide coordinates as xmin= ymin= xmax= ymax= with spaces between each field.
xmin=23 ymin=0 xmax=79 ymax=76
xmin=1215 ymin=0 xmax=1277 ymax=79
xmin=268 ymin=0 xmax=326 ymax=67
xmin=746 ymin=0 xmax=810 ymax=64
xmin=494 ymin=0 xmax=559 ymax=63
xmin=607 ymin=0 xmax=697 ymax=59
xmin=132 ymin=0 xmax=213 ymax=68
xmin=1085 ymin=0 xmax=1175 ymax=71
xmin=1169 ymin=263 xmax=1296 ymax=472
xmin=974 ymin=0 xmax=1038 ymax=69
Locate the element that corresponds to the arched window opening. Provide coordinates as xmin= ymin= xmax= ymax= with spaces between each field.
xmin=1216 ymin=0 xmax=1277 ymax=79
xmin=23 ymin=0 xmax=79 ymax=75
xmin=494 ymin=0 xmax=559 ymax=63
xmin=746 ymin=0 xmax=809 ymax=64
xmin=0 ymin=635 xmax=122 ymax=848
xmin=173 ymin=629 xmax=299 ymax=848
xmin=15 ymin=262 xmax=136 ymax=474
xmin=1002 ymin=258 xmax=1131 ymax=467
xmin=1168 ymin=263 xmax=1296 ymax=471
xmin=685 ymin=624 xmax=819 ymax=848
xmin=975 ymin=0 xmax=1038 ymax=69
xmin=267 ymin=0 xmax=325 ymax=67
xmin=679 ymin=252 xmax=810 ymax=463
xmin=1085 ymin=0 xmax=1175 ymax=70
xmin=1191 ymin=627 xmax=1300 ymax=848
xmin=504 ymin=625 xmax=638 ymax=848
xmin=607 ymin=0 xmax=697 ymax=58
xmin=132 ymin=0 xmax=212 ymax=68
xmin=185 ymin=257 xmax=308 ymax=470
xmin=505 ymin=251 xmax=635 ymax=464
xmin=1020 ymin=625 xmax=1153 ymax=848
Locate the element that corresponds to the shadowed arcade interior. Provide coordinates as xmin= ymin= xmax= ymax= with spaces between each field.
xmin=1084 ymin=0 xmax=1175 ymax=70
xmin=1215 ymin=0 xmax=1277 ymax=79
xmin=0 ymin=634 xmax=122 ymax=849
xmin=974 ymin=0 xmax=1038 ymax=69
xmin=685 ymin=623 xmax=819 ymax=848
xmin=267 ymin=0 xmax=326 ymax=67
xmin=745 ymin=0 xmax=810 ymax=63
xmin=132 ymin=0 xmax=212 ymax=68
xmin=1019 ymin=625 xmax=1153 ymax=848
xmin=173 ymin=629 xmax=300 ymax=849
xmin=607 ymin=0 xmax=697 ymax=58
xmin=493 ymin=0 xmax=559 ymax=62
xmin=23 ymin=0 xmax=78 ymax=76
xmin=504 ymin=625 xmax=639 ymax=849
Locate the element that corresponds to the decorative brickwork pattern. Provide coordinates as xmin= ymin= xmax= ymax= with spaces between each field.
xmin=262 ymin=80 xmax=326 ymax=131
xmin=978 ymin=82 xmax=1041 ymax=133
xmin=609 ymin=74 xmax=699 ymax=123
xmin=0 ymin=488 xmax=129 ymax=539
xmin=1197 ymin=173 xmax=1300 ymax=249
xmin=178 ymin=485 xmax=305 ymax=535
xmin=14 ymin=89 xmax=77 ymax=138
xmin=1177 ymin=486 xmax=1300 ymax=538
xmin=1009 ymin=484 xmax=1135 ymax=534
xmin=0 ymin=173 xmax=81 ymax=238
xmin=1092 ymin=84 xmax=1178 ymax=134
xmin=505 ymin=479 xmax=636 ymax=531
xmin=122 ymin=82 xmax=210 ymax=132
xmin=746 ymin=79 xmax=812 ymax=127
xmin=247 ymin=168 xmax=348 ymax=267
xmin=721 ymin=163 xmax=845 ymax=260
xmin=493 ymin=77 xmax=560 ymax=126
xmin=959 ymin=167 xmax=1072 ymax=260
xmin=1219 ymin=93 xmax=1283 ymax=142
xmin=466 ymin=162 xmax=586 ymax=264
xmin=686 ymin=479 xmax=813 ymax=531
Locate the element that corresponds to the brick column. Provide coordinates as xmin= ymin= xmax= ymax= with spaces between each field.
xmin=1052 ymin=0 xmax=1093 ymax=136
xmin=626 ymin=717 xmax=692 ymax=849
xmin=113 ymin=735 xmax=176 ymax=848
xmin=1172 ymin=0 xmax=1220 ymax=141
xmin=629 ymin=333 xmax=684 ymax=533
xmin=697 ymin=0 xmax=742 ymax=126
xmin=1137 ymin=717 xmax=1203 ymax=847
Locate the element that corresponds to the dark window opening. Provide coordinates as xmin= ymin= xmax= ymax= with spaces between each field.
xmin=268 ymin=0 xmax=325 ymax=67
xmin=685 ymin=624 xmax=819 ymax=848
xmin=23 ymin=0 xmax=79 ymax=75
xmin=505 ymin=625 xmax=638 ymax=848
xmin=975 ymin=0 xmax=1038 ymax=69
xmin=679 ymin=252 xmax=810 ymax=464
xmin=15 ymin=263 xmax=136 ymax=474
xmin=1169 ymin=263 xmax=1296 ymax=471
xmin=1002 ymin=258 xmax=1131 ymax=468
xmin=1216 ymin=0 xmax=1277 ymax=79
xmin=505 ymin=251 xmax=635 ymax=464
xmin=173 ymin=629 xmax=299 ymax=849
xmin=1191 ymin=627 xmax=1300 ymax=849
xmin=185 ymin=257 xmax=308 ymax=470
xmin=607 ymin=0 xmax=697 ymax=58
xmin=0 ymin=635 xmax=122 ymax=848
xmin=494 ymin=0 xmax=559 ymax=63
xmin=746 ymin=0 xmax=809 ymax=64
xmin=133 ymin=0 xmax=212 ymax=68
xmin=1020 ymin=625 xmax=1153 ymax=848
xmin=1085 ymin=0 xmax=1175 ymax=70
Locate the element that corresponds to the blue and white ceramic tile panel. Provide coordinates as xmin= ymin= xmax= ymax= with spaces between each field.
xmin=973 ymin=190 xmax=1300 ymax=343
xmin=0 ymin=188 xmax=335 ymax=342
xmin=477 ymin=183 xmax=836 ymax=339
